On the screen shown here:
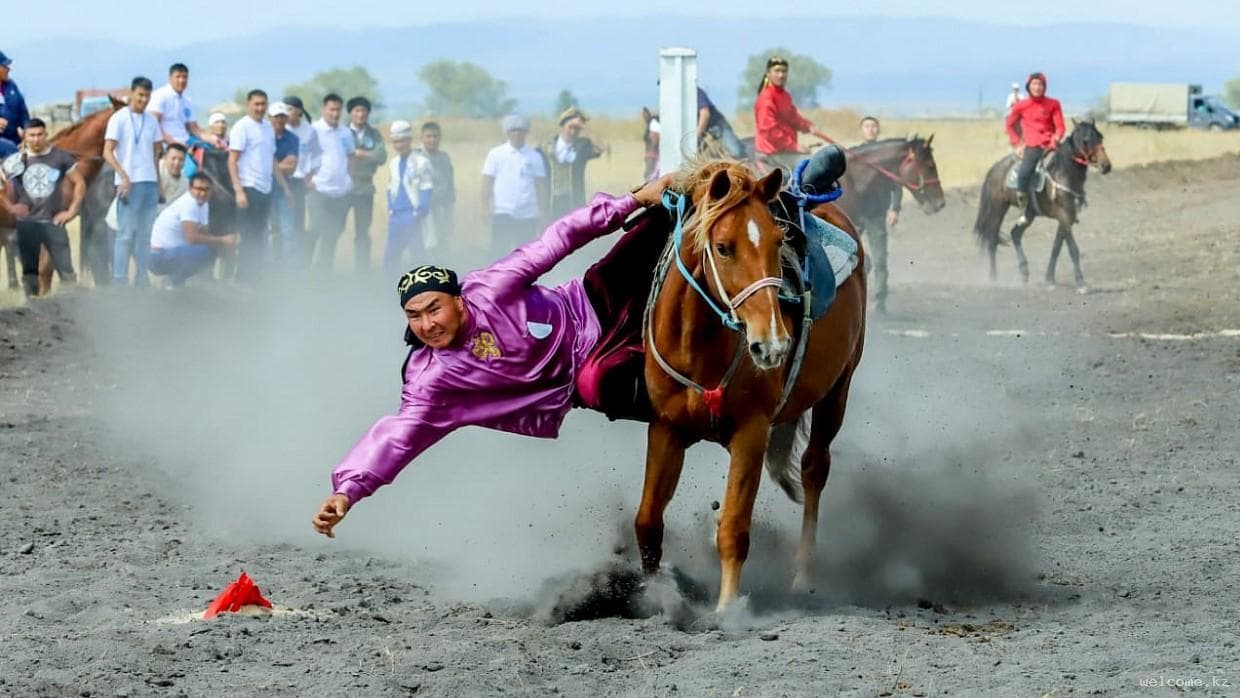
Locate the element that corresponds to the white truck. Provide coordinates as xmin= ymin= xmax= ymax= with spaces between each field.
xmin=1107 ymin=83 xmax=1239 ymax=131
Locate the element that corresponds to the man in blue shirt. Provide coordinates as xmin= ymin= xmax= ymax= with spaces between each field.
xmin=0 ymin=51 xmax=30 ymax=151
xmin=697 ymin=87 xmax=745 ymax=159
xmin=268 ymin=101 xmax=300 ymax=271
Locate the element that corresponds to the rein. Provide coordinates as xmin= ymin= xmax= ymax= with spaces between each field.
xmin=819 ymin=134 xmax=940 ymax=192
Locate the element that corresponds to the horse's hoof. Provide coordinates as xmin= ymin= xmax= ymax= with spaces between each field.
xmin=791 ymin=572 xmax=815 ymax=595
xmin=1044 ymin=282 xmax=1057 ymax=291
xmin=1076 ymin=285 xmax=1090 ymax=295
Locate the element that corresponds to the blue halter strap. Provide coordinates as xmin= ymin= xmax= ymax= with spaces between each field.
xmin=660 ymin=189 xmax=743 ymax=332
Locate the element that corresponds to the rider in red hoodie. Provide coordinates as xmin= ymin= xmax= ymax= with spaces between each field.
xmin=754 ymin=56 xmax=827 ymax=173
xmin=1005 ymin=71 xmax=1065 ymax=224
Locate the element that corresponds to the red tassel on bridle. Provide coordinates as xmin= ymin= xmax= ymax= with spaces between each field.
xmin=701 ymin=386 xmax=725 ymax=418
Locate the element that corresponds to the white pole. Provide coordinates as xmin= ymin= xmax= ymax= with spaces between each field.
xmin=658 ymin=47 xmax=698 ymax=175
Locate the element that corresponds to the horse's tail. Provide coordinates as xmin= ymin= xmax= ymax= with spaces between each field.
xmin=764 ymin=415 xmax=809 ymax=503
xmin=973 ymin=165 xmax=1004 ymax=249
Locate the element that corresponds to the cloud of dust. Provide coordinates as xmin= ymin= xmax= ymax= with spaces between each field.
xmin=71 ymin=255 xmax=1045 ymax=613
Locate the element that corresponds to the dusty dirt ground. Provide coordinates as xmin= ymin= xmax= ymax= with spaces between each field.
xmin=2 ymin=154 xmax=1239 ymax=697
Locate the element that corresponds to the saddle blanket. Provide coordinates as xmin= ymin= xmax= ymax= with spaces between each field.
xmin=1004 ymin=158 xmax=1048 ymax=192
xmin=788 ymin=213 xmax=859 ymax=320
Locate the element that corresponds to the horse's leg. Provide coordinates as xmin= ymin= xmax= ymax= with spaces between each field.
xmin=2 ymin=228 xmax=17 ymax=290
xmin=716 ymin=420 xmax=770 ymax=611
xmin=793 ymin=371 xmax=854 ymax=593
xmin=1063 ymin=225 xmax=1087 ymax=292
xmin=635 ymin=421 xmax=687 ymax=575
xmin=1045 ymin=226 xmax=1067 ymax=288
xmin=38 ymin=245 xmax=53 ymax=295
xmin=1010 ymin=221 xmax=1031 ymax=284
xmin=987 ymin=238 xmax=999 ymax=282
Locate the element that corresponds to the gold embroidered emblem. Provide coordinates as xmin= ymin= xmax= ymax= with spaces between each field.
xmin=471 ymin=332 xmax=502 ymax=360
xmin=398 ymin=265 xmax=451 ymax=295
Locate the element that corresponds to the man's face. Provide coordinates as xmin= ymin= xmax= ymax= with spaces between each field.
xmin=507 ymin=129 xmax=527 ymax=148
xmin=405 ymin=291 xmax=466 ymax=349
xmin=860 ymin=119 xmax=880 ymax=142
xmin=165 ymin=148 xmax=186 ymax=176
xmin=561 ymin=117 xmax=584 ymax=141
xmin=170 ymin=70 xmax=189 ymax=93
xmin=393 ymin=137 xmax=412 ymax=155
xmin=421 ymin=128 xmax=441 ymax=153
xmin=767 ymin=65 xmax=789 ymax=88
xmin=323 ymin=101 xmax=342 ymax=126
xmin=23 ymin=126 xmax=48 ymax=153
xmin=131 ymin=87 xmax=152 ymax=112
xmin=209 ymin=120 xmax=227 ymax=137
xmin=189 ymin=179 xmax=211 ymax=205
xmin=0 ymin=64 xmax=10 ymax=82
xmin=1029 ymin=79 xmax=1046 ymax=98
xmin=288 ymin=105 xmax=304 ymax=124
xmin=272 ymin=113 xmax=288 ymax=133
xmin=248 ymin=95 xmax=267 ymax=120
xmin=350 ymin=106 xmax=369 ymax=127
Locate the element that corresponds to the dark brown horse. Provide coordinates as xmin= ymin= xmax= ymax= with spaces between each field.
xmin=835 ymin=135 xmax=946 ymax=218
xmin=973 ymin=119 xmax=1111 ymax=290
xmin=0 ymin=97 xmax=124 ymax=292
xmin=637 ymin=160 xmax=866 ymax=610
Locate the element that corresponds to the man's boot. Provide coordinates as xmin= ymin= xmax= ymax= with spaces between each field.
xmin=1015 ymin=191 xmax=1030 ymax=226
xmin=798 ymin=145 xmax=847 ymax=196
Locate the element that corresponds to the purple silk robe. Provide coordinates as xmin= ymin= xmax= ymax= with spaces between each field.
xmin=331 ymin=192 xmax=641 ymax=505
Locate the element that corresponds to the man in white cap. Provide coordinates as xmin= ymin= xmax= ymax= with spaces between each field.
xmin=268 ymin=101 xmax=300 ymax=270
xmin=207 ymin=112 xmax=229 ymax=148
xmin=481 ymin=113 xmax=546 ymax=261
xmin=1005 ymin=82 xmax=1023 ymax=112
xmin=382 ymin=120 xmax=433 ymax=273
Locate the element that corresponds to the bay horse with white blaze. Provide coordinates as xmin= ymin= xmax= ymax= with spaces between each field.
xmin=973 ymin=119 xmax=1111 ymax=290
xmin=638 ymin=160 xmax=866 ymax=611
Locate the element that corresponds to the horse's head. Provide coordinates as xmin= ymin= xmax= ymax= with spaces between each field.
xmin=1068 ymin=118 xmax=1111 ymax=174
xmin=679 ymin=161 xmax=790 ymax=369
xmin=902 ymin=134 xmax=946 ymax=213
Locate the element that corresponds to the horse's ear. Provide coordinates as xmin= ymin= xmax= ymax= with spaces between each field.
xmin=1071 ymin=117 xmax=1079 ymax=127
xmin=758 ymin=169 xmax=783 ymax=202
xmin=709 ymin=168 xmax=733 ymax=201
xmin=926 ymin=133 xmax=934 ymax=147
xmin=641 ymin=106 xmax=652 ymax=121
xmin=109 ymin=95 xmax=125 ymax=109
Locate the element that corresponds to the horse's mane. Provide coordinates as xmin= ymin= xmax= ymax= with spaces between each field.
xmin=670 ymin=156 xmax=758 ymax=253
xmin=849 ymin=136 xmax=920 ymax=155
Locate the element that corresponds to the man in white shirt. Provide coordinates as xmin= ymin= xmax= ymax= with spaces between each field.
xmin=103 ymin=76 xmax=163 ymax=287
xmin=149 ymin=63 xmax=223 ymax=149
xmin=228 ymin=89 xmax=276 ymax=283
xmin=1005 ymin=83 xmax=1023 ymax=112
xmin=282 ymin=95 xmax=320 ymax=243
xmin=149 ymin=173 xmax=237 ymax=287
xmin=481 ymin=113 xmax=546 ymax=261
xmin=306 ymin=93 xmax=356 ymax=271
xmin=382 ymin=120 xmax=433 ymax=274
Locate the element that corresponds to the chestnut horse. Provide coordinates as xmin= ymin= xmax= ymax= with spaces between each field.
xmin=1 ymin=97 xmax=123 ymax=292
xmin=638 ymin=160 xmax=866 ymax=611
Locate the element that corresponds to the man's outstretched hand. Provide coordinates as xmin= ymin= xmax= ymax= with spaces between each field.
xmin=633 ymin=175 xmax=674 ymax=207
xmin=312 ymin=494 xmax=350 ymax=538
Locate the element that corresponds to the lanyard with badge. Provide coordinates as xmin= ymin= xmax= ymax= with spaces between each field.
xmin=129 ymin=111 xmax=147 ymax=147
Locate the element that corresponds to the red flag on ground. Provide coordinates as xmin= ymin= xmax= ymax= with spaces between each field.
xmin=203 ymin=571 xmax=274 ymax=619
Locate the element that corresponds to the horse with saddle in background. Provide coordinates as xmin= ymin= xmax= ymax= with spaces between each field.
xmin=972 ymin=118 xmax=1111 ymax=291
xmin=1 ymin=97 xmax=122 ymax=293
xmin=576 ymin=148 xmax=864 ymax=610
xmin=191 ymin=146 xmax=239 ymax=273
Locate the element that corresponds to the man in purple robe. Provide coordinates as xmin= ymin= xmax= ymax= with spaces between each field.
xmin=312 ymin=176 xmax=672 ymax=537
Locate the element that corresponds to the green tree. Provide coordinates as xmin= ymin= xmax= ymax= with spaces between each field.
xmin=282 ymin=66 xmax=382 ymax=113
xmin=1225 ymin=78 xmax=1240 ymax=110
xmin=418 ymin=60 xmax=516 ymax=118
xmin=736 ymin=48 xmax=832 ymax=112
xmin=554 ymin=89 xmax=578 ymax=116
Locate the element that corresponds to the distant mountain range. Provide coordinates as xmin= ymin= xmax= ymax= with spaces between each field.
xmin=11 ymin=16 xmax=1239 ymax=119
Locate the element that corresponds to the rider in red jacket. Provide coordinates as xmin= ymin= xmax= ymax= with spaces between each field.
xmin=754 ymin=56 xmax=825 ymax=172
xmin=1004 ymin=72 xmax=1065 ymax=224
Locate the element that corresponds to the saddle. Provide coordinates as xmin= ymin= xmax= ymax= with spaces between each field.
xmin=1004 ymin=152 xmax=1051 ymax=192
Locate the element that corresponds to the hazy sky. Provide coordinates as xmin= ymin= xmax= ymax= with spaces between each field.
xmin=7 ymin=0 xmax=1239 ymax=47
